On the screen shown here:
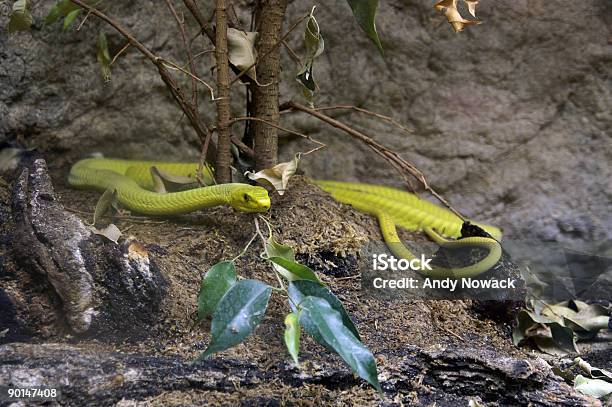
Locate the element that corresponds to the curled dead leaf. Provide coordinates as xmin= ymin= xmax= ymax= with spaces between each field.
xmin=464 ymin=0 xmax=478 ymax=17
xmin=434 ymin=0 xmax=481 ymax=33
xmin=296 ymin=7 xmax=324 ymax=105
xmin=227 ymin=28 xmax=258 ymax=82
xmin=150 ymin=166 xmax=200 ymax=194
xmin=245 ymin=153 xmax=301 ymax=195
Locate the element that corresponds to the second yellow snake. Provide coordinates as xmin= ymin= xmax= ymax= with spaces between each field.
xmin=314 ymin=180 xmax=503 ymax=279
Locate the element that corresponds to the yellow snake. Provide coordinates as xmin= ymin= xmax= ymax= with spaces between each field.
xmin=68 ymin=158 xmax=271 ymax=214
xmin=68 ymin=158 xmax=502 ymax=277
xmin=314 ymin=181 xmax=503 ymax=278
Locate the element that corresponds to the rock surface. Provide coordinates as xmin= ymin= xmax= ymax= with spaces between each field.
xmin=1 ymin=1 xmax=610 ymax=246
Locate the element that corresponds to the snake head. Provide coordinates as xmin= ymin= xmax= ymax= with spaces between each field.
xmin=230 ymin=186 xmax=271 ymax=213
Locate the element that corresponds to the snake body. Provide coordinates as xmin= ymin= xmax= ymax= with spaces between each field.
xmin=69 ymin=158 xmax=501 ymax=277
xmin=68 ymin=158 xmax=270 ymax=214
xmin=314 ymin=181 xmax=503 ymax=278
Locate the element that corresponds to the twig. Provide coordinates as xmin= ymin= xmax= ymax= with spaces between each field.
xmin=159 ymin=58 xmax=218 ymax=101
xmin=110 ymin=42 xmax=130 ymax=66
xmin=302 ymin=144 xmax=326 ymax=156
xmin=442 ymin=326 xmax=465 ymax=341
xmin=230 ymin=13 xmax=309 ymax=85
xmin=231 ymin=135 xmax=255 ymax=157
xmin=64 ymin=207 xmax=168 ymax=224
xmin=164 ymin=0 xmax=199 ymax=107
xmin=182 ymin=0 xmax=216 ymax=43
xmin=182 ymin=49 xmax=215 ymax=69
xmin=281 ymin=39 xmax=302 ymax=66
xmin=230 ymin=116 xmax=326 ymax=150
xmin=279 ymin=101 xmax=466 ymax=220
xmin=315 ymin=105 xmax=413 ymax=135
xmin=76 ymin=9 xmax=92 ymax=31
xmin=232 ymin=231 xmax=259 ymax=262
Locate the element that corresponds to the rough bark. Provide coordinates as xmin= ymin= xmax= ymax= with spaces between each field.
xmin=251 ymin=0 xmax=287 ymax=170
xmin=7 ymin=158 xmax=167 ymax=337
xmin=213 ymin=0 xmax=233 ymax=183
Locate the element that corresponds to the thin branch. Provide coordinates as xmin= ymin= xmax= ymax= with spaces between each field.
xmin=231 ymin=135 xmax=255 ymax=157
xmin=230 ymin=116 xmax=326 ymax=150
xmin=164 ymin=0 xmax=199 ymax=107
xmin=282 ymin=39 xmax=302 ymax=66
xmin=315 ymin=105 xmax=413 ymax=135
xmin=182 ymin=49 xmax=215 ymax=69
xmin=230 ymin=13 xmax=309 ymax=86
xmin=182 ymin=0 xmax=216 ymax=43
xmin=302 ymin=144 xmax=326 ymax=156
xmin=279 ymin=101 xmax=466 ymax=220
xmin=110 ymin=42 xmax=130 ymax=66
xmin=76 ymin=9 xmax=92 ymax=31
xmin=159 ymin=59 xmax=218 ymax=101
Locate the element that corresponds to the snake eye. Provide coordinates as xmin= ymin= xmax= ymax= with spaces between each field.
xmin=243 ymin=193 xmax=250 ymax=202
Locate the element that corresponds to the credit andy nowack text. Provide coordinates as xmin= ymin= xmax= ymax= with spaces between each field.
xmin=362 ymin=253 xmax=524 ymax=300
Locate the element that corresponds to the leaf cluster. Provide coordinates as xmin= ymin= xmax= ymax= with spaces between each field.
xmin=196 ymin=226 xmax=382 ymax=393
xmin=513 ymin=299 xmax=610 ymax=356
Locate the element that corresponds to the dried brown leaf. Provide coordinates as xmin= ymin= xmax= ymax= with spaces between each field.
xmin=464 ymin=0 xmax=478 ymax=17
xmin=227 ymin=28 xmax=258 ymax=81
xmin=245 ymin=153 xmax=301 ymax=195
xmin=434 ymin=0 xmax=481 ymax=33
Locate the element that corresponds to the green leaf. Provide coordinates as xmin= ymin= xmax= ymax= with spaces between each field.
xmin=574 ymin=375 xmax=612 ymax=399
xmin=299 ymin=296 xmax=381 ymax=392
xmin=296 ymin=8 xmax=324 ymax=105
xmin=284 ymin=312 xmax=300 ymax=366
xmin=45 ymin=0 xmax=80 ymax=26
xmin=96 ymin=31 xmax=112 ymax=83
xmin=265 ymin=235 xmax=295 ymax=263
xmin=62 ymin=8 xmax=81 ymax=31
xmin=288 ymin=280 xmax=360 ymax=340
xmin=345 ymin=0 xmax=383 ymax=54
xmin=197 ymin=261 xmax=237 ymax=321
xmin=199 ymin=279 xmax=272 ymax=359
xmin=8 ymin=0 xmax=33 ymax=33
xmin=265 ymin=234 xmax=301 ymax=281
xmin=269 ymin=257 xmax=320 ymax=283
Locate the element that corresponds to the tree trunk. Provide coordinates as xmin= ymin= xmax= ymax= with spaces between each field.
xmin=251 ymin=0 xmax=287 ymax=170
xmin=214 ymin=0 xmax=232 ymax=183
